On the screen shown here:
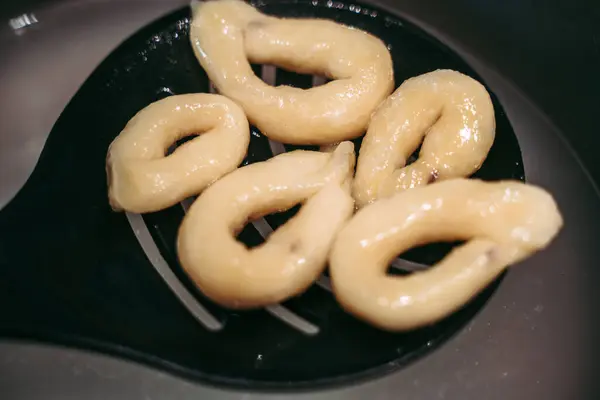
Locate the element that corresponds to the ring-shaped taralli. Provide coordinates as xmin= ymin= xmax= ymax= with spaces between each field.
xmin=353 ymin=69 xmax=496 ymax=207
xmin=177 ymin=142 xmax=356 ymax=309
xmin=106 ymin=93 xmax=250 ymax=213
xmin=189 ymin=0 xmax=394 ymax=144
xmin=330 ymin=179 xmax=563 ymax=331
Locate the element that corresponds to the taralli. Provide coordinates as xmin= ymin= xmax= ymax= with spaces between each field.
xmin=106 ymin=93 xmax=250 ymax=213
xmin=177 ymin=142 xmax=356 ymax=308
xmin=353 ymin=69 xmax=496 ymax=207
xmin=189 ymin=0 xmax=394 ymax=144
xmin=330 ymin=179 xmax=563 ymax=331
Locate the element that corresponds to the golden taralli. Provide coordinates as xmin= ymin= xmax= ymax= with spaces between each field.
xmin=107 ymin=93 xmax=250 ymax=213
xmin=330 ymin=179 xmax=562 ymax=331
xmin=353 ymin=69 xmax=496 ymax=207
xmin=189 ymin=0 xmax=394 ymax=144
xmin=177 ymin=142 xmax=356 ymax=309
xmin=104 ymin=3 xmax=564 ymax=333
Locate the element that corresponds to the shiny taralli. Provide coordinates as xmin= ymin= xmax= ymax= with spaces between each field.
xmin=353 ymin=70 xmax=496 ymax=207
xmin=103 ymin=1 xmax=564 ymax=333
xmin=106 ymin=93 xmax=250 ymax=213
xmin=189 ymin=0 xmax=394 ymax=144
xmin=177 ymin=142 xmax=355 ymax=308
xmin=330 ymin=179 xmax=563 ymax=331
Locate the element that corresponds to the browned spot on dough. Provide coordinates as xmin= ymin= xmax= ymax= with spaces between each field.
xmin=428 ymin=170 xmax=439 ymax=184
xmin=244 ymin=20 xmax=266 ymax=37
xmin=485 ymin=247 xmax=498 ymax=263
xmin=247 ymin=20 xmax=266 ymax=29
xmin=289 ymin=240 xmax=302 ymax=253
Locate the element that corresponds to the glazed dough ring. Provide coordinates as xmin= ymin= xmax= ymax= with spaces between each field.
xmin=106 ymin=93 xmax=250 ymax=213
xmin=177 ymin=142 xmax=355 ymax=309
xmin=331 ymin=179 xmax=563 ymax=331
xmin=353 ymin=69 xmax=496 ymax=207
xmin=189 ymin=0 xmax=394 ymax=145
